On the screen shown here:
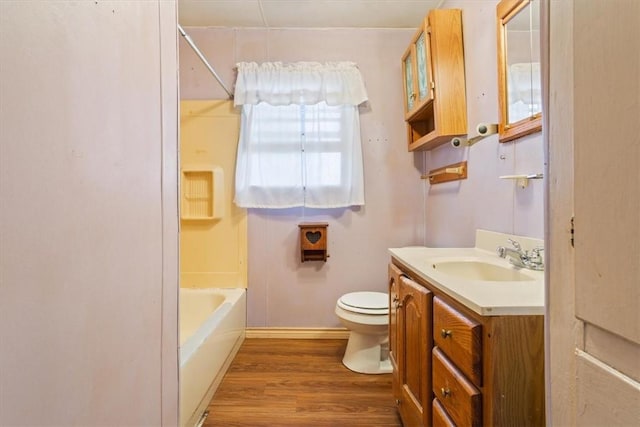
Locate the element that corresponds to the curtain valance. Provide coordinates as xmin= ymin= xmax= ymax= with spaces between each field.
xmin=233 ymin=61 xmax=368 ymax=107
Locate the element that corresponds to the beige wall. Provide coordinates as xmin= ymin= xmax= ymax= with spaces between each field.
xmin=0 ymin=2 xmax=179 ymax=425
xmin=178 ymin=0 xmax=544 ymax=328
xmin=180 ymin=100 xmax=247 ymax=289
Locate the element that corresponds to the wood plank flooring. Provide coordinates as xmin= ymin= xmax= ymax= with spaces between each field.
xmin=204 ymin=338 xmax=402 ymax=427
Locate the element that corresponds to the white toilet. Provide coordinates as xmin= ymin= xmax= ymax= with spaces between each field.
xmin=335 ymin=291 xmax=392 ymax=374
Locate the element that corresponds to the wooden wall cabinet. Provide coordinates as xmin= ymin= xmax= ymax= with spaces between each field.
xmin=401 ymin=9 xmax=468 ymax=151
xmin=389 ymin=260 xmax=545 ymax=426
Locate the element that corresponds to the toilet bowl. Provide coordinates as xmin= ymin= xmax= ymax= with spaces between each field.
xmin=335 ymin=291 xmax=392 ymax=374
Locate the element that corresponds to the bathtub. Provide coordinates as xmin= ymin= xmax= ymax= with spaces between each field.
xmin=179 ymin=288 xmax=246 ymax=427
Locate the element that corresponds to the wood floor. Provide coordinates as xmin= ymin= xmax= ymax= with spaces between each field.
xmin=204 ymin=338 xmax=402 ymax=426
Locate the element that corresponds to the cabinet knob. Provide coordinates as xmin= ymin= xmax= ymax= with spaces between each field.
xmin=440 ymin=329 xmax=453 ymax=338
xmin=410 ymin=93 xmax=416 ymax=100
xmin=395 ymin=399 xmax=401 ymax=406
xmin=440 ymin=387 xmax=451 ymax=398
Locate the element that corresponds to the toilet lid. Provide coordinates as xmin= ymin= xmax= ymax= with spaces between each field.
xmin=339 ymin=292 xmax=388 ymax=313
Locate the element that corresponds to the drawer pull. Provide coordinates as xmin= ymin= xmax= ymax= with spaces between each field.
xmin=440 ymin=329 xmax=453 ymax=338
xmin=440 ymin=387 xmax=451 ymax=398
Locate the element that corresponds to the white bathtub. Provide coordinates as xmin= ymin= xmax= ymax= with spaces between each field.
xmin=179 ymin=288 xmax=246 ymax=427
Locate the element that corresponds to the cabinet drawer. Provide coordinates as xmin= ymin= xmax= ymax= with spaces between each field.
xmin=433 ymin=398 xmax=456 ymax=427
xmin=433 ymin=348 xmax=482 ymax=427
xmin=433 ymin=296 xmax=482 ymax=385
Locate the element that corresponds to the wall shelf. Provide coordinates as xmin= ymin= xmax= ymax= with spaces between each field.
xmin=499 ymin=173 xmax=543 ymax=188
xmin=422 ymin=161 xmax=468 ymax=185
xmin=181 ymin=166 xmax=224 ymax=220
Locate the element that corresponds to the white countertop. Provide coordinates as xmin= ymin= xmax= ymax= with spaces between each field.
xmin=389 ymin=230 xmax=545 ymax=316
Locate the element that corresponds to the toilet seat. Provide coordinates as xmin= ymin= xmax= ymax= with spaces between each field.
xmin=338 ymin=291 xmax=388 ymax=315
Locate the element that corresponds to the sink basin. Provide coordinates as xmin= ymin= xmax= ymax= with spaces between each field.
xmin=431 ymin=260 xmax=535 ymax=282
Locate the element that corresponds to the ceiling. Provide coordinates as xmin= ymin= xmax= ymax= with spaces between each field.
xmin=178 ymin=0 xmax=446 ymax=29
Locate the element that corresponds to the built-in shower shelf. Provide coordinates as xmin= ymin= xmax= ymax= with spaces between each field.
xmin=181 ymin=167 xmax=224 ymax=220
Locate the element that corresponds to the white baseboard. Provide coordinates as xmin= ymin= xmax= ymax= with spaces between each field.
xmin=245 ymin=327 xmax=350 ymax=339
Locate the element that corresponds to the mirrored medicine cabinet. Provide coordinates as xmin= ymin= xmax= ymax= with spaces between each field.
xmin=497 ymin=0 xmax=542 ymax=142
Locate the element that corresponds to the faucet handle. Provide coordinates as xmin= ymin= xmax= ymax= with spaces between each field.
xmin=508 ymin=238 xmax=522 ymax=251
xmin=529 ymin=247 xmax=545 ymax=268
xmin=530 ymin=247 xmax=544 ymax=259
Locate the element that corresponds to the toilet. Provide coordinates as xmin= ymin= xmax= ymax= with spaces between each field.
xmin=335 ymin=291 xmax=392 ymax=374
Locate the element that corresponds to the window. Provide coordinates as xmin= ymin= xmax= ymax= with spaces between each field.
xmin=233 ymin=62 xmax=368 ymax=208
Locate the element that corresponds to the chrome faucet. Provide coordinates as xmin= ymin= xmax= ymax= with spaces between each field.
xmin=497 ymin=239 xmax=544 ymax=271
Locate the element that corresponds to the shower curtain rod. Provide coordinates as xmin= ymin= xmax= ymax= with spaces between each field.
xmin=178 ymin=24 xmax=233 ymax=99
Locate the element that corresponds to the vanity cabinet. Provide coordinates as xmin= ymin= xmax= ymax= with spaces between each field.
xmin=389 ymin=260 xmax=545 ymax=426
xmin=389 ymin=264 xmax=433 ymax=426
xmin=432 ymin=397 xmax=455 ymax=427
xmin=388 ymin=264 xmax=402 ymax=404
xmin=432 ymin=347 xmax=481 ymax=426
xmin=401 ymin=9 xmax=467 ymax=151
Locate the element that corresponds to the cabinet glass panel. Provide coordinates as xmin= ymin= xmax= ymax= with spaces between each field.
xmin=416 ymin=31 xmax=430 ymax=102
xmin=404 ymin=54 xmax=415 ymax=111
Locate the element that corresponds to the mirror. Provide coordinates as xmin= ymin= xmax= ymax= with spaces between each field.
xmin=497 ymin=0 xmax=541 ymax=142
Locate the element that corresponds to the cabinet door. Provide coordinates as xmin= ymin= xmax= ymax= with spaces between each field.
xmin=402 ymin=47 xmax=417 ymax=115
xmin=402 ymin=23 xmax=434 ymax=120
xmin=414 ymin=27 xmax=433 ymax=109
xmin=388 ymin=263 xmax=402 ymax=403
xmin=398 ymin=275 xmax=433 ymax=427
xmin=548 ymin=1 xmax=640 ymax=425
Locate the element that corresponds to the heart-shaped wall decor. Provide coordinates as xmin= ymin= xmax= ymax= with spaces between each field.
xmin=305 ymin=231 xmax=322 ymax=244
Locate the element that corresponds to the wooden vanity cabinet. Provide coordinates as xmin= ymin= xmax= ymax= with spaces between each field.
xmin=401 ymin=9 xmax=467 ymax=151
xmin=388 ymin=263 xmax=402 ymax=404
xmin=432 ymin=397 xmax=455 ymax=427
xmin=432 ymin=347 xmax=482 ymax=426
xmin=389 ymin=260 xmax=545 ymax=426
xmin=433 ymin=297 xmax=482 ymax=386
xmin=389 ymin=264 xmax=433 ymax=426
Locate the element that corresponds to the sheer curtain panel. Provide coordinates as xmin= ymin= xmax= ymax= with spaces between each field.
xmin=233 ymin=62 xmax=368 ymax=209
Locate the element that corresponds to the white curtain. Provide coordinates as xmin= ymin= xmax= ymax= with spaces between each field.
xmin=233 ymin=62 xmax=368 ymax=209
xmin=234 ymin=61 xmax=368 ymax=107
